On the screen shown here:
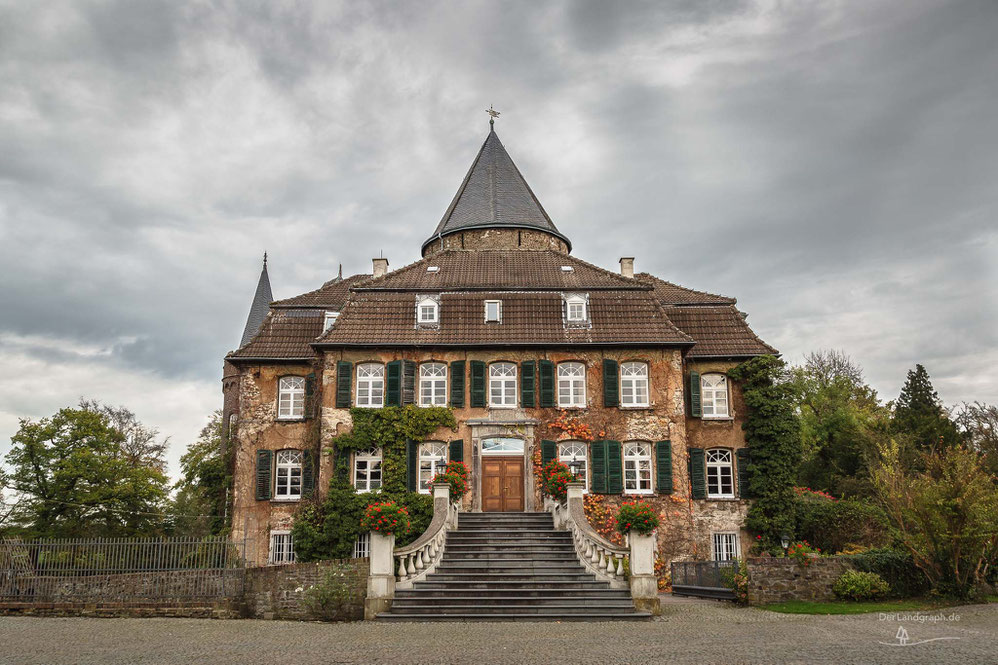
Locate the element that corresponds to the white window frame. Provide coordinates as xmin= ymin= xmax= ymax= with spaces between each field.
xmin=620 ymin=362 xmax=650 ymax=407
xmin=274 ymin=449 xmax=303 ymax=500
xmin=418 ymin=441 xmax=448 ymax=494
xmin=484 ymin=300 xmax=502 ymax=323
xmin=706 ymin=448 xmax=735 ymax=499
xmin=353 ymin=448 xmax=383 ymax=492
xmin=557 ymin=362 xmax=586 ymax=407
xmin=419 ymin=363 xmax=448 ymax=407
xmin=269 ymin=530 xmax=295 ymax=564
xmin=277 ymin=376 xmax=306 ymax=419
xmin=489 ymin=362 xmax=517 ymax=408
xmin=559 ymin=441 xmax=588 ymax=493
xmin=353 ymin=532 xmax=371 ymax=558
xmin=623 ymin=441 xmax=653 ymax=494
xmin=712 ymin=532 xmax=740 ymax=561
xmin=701 ymin=373 xmax=730 ymax=418
xmin=323 ymin=310 xmax=339 ymax=331
xmin=417 ymin=297 xmax=439 ymax=324
xmin=356 ymin=363 xmax=385 ymax=408
xmin=566 ymin=295 xmax=587 ymax=322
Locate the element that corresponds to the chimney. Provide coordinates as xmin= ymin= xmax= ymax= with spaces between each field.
xmin=372 ymin=257 xmax=389 ymax=278
xmin=619 ymin=257 xmax=634 ymax=278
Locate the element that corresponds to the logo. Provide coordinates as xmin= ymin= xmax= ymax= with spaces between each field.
xmin=878 ymin=626 xmax=960 ymax=647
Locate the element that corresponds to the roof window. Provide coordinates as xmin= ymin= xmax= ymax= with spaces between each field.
xmin=484 ymin=300 xmax=502 ymax=323
xmin=427 ymin=266 xmax=440 ymax=273
xmin=561 ymin=266 xmax=574 ymax=272
xmin=417 ymin=297 xmax=439 ymax=324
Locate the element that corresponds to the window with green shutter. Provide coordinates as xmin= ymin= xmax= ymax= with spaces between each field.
xmin=520 ymin=360 xmax=536 ymax=408
xmin=449 ymin=439 xmax=464 ymax=464
xmin=539 ymin=360 xmax=555 ymax=407
xmin=305 ymin=372 xmax=316 ymax=418
xmin=450 ymin=361 xmax=465 ymax=407
xmin=736 ymin=448 xmax=751 ymax=498
xmin=302 ymin=450 xmax=318 ymax=498
xmin=470 ymin=361 xmax=486 ymax=407
xmin=656 ymin=440 xmax=673 ymax=494
xmin=602 ymin=359 xmax=619 ymax=407
xmin=386 ymin=360 xmax=402 ymax=406
xmin=406 ymin=440 xmax=418 ymax=492
xmin=255 ymin=449 xmax=273 ymax=501
xmin=335 ymin=361 xmax=352 ymax=408
xmin=689 ymin=447 xmax=706 ymax=499
xmin=540 ymin=439 xmax=556 ymax=466
xmin=606 ymin=440 xmax=623 ymax=494
xmin=689 ymin=370 xmax=702 ymax=418
xmin=591 ymin=440 xmax=608 ymax=494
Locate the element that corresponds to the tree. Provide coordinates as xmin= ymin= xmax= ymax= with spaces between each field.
xmin=170 ymin=411 xmax=231 ymax=536
xmin=954 ymin=402 xmax=998 ymax=477
xmin=891 ymin=365 xmax=960 ymax=458
xmin=4 ymin=407 xmax=170 ymax=538
xmin=78 ymin=399 xmax=168 ymax=472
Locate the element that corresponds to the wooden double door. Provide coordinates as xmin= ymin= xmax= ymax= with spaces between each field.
xmin=481 ymin=456 xmax=524 ymax=512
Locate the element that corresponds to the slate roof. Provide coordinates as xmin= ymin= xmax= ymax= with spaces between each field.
xmin=240 ymin=257 xmax=273 ymax=347
xmin=421 ymin=127 xmax=571 ymax=254
xmin=664 ymin=306 xmax=778 ymax=358
xmin=271 ymin=274 xmax=371 ymax=308
xmin=634 ymin=272 xmax=736 ymax=305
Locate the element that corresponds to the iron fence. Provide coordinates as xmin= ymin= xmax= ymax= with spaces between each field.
xmin=670 ymin=560 xmax=738 ymax=600
xmin=0 ymin=536 xmax=245 ymax=602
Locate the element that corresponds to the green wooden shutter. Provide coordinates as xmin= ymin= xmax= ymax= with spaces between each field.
xmin=305 ymin=372 xmax=316 ymax=418
xmin=449 ymin=439 xmax=464 ymax=464
xmin=302 ymin=449 xmax=318 ymax=498
xmin=520 ymin=360 xmax=536 ymax=408
xmin=736 ymin=448 xmax=751 ymax=498
xmin=470 ymin=361 xmax=486 ymax=407
xmin=689 ymin=447 xmax=706 ymax=499
xmin=450 ymin=361 xmax=465 ymax=408
xmin=386 ymin=360 xmax=402 ymax=406
xmin=603 ymin=359 xmax=619 ymax=407
xmin=539 ymin=360 xmax=555 ymax=408
xmin=689 ymin=370 xmax=702 ymax=418
xmin=606 ymin=440 xmax=623 ymax=494
xmin=541 ymin=440 xmax=557 ymax=466
xmin=402 ymin=360 xmax=416 ymax=405
xmin=255 ymin=449 xmax=273 ymax=501
xmin=591 ymin=440 xmax=608 ymax=494
xmin=656 ymin=440 xmax=673 ymax=494
xmin=335 ymin=361 xmax=352 ymax=408
xmin=406 ymin=440 xmax=418 ymax=492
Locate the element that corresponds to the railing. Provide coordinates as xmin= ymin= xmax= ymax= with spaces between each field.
xmin=545 ymin=488 xmax=628 ymax=589
xmin=392 ymin=483 xmax=457 ymax=589
xmin=0 ymin=536 xmax=245 ymax=602
xmin=670 ymin=560 xmax=738 ymax=600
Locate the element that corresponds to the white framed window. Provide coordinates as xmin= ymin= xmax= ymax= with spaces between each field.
xmin=557 ymin=362 xmax=586 ymax=407
xmin=712 ymin=532 xmax=739 ymax=561
xmin=356 ymin=363 xmax=385 ymax=408
xmin=274 ymin=449 xmax=303 ymax=500
xmin=323 ymin=311 xmax=339 ymax=331
xmin=623 ymin=442 xmax=653 ymax=494
xmin=559 ymin=441 xmax=588 ymax=492
xmin=620 ymin=362 xmax=650 ymax=407
xmin=706 ymin=448 xmax=735 ymax=498
xmin=489 ymin=362 xmax=517 ymax=407
xmin=353 ymin=532 xmax=371 ymax=558
xmin=419 ymin=363 xmax=447 ymax=406
xmin=277 ymin=376 xmax=305 ymax=419
xmin=418 ymin=441 xmax=448 ymax=494
xmin=565 ymin=295 xmax=587 ymax=322
xmin=354 ymin=448 xmax=383 ymax=492
xmin=269 ymin=530 xmax=295 ymax=564
xmin=484 ymin=300 xmax=502 ymax=322
xmin=417 ymin=297 xmax=439 ymax=324
xmin=701 ymin=374 xmax=730 ymax=418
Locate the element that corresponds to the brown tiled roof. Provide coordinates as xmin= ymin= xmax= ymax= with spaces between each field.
xmin=271 ymin=274 xmax=371 ymax=308
xmin=316 ymin=291 xmax=693 ymax=347
xmin=634 ymin=272 xmax=736 ymax=305
xmin=352 ymin=250 xmax=647 ymax=291
xmin=227 ymin=309 xmax=322 ymax=361
xmin=664 ymin=305 xmax=777 ymax=358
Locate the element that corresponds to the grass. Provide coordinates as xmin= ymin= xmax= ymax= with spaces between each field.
xmin=763 ymin=599 xmax=937 ymax=615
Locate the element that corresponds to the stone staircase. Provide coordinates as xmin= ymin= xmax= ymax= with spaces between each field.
xmin=378 ymin=512 xmax=651 ymax=621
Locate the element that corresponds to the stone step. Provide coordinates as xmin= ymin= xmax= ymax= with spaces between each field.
xmin=444 ymin=545 xmax=577 ymax=554
xmin=434 ymin=564 xmax=587 ymax=573
xmin=412 ymin=580 xmax=612 ymax=590
xmin=448 ymin=531 xmax=569 ymax=538
xmin=377 ymin=612 xmax=651 ymax=622
xmin=426 ymin=572 xmax=596 ymax=583
xmin=442 ymin=552 xmax=580 ymax=561
xmin=395 ymin=588 xmax=632 ymax=599
xmin=387 ymin=604 xmax=638 ymax=615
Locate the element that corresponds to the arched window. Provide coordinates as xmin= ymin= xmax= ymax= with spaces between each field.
xmin=557 ymin=362 xmax=586 ymax=407
xmin=418 ymin=441 xmax=448 ymax=493
xmin=623 ymin=442 xmax=653 ymax=494
xmin=417 ymin=297 xmax=439 ymax=324
xmin=274 ymin=449 xmax=303 ymax=500
xmin=706 ymin=449 xmax=734 ymax=498
xmin=489 ymin=362 xmax=517 ymax=408
xmin=277 ymin=376 xmax=305 ymax=419
xmin=354 ymin=448 xmax=383 ymax=492
xmin=701 ymin=374 xmax=729 ymax=418
xmin=419 ymin=363 xmax=447 ymax=406
xmin=620 ymin=362 xmax=649 ymax=407
xmin=356 ymin=363 xmax=385 ymax=408
xmin=559 ymin=441 xmax=588 ymax=492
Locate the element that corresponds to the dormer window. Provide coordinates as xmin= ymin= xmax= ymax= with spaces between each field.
xmin=417 ymin=297 xmax=439 ymax=324
xmin=485 ymin=300 xmax=502 ymax=323
xmin=323 ymin=311 xmax=339 ymax=331
xmin=565 ymin=294 xmax=588 ymax=322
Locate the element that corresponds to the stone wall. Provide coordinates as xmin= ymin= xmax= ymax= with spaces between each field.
xmin=242 ymin=559 xmax=369 ymax=621
xmin=746 ymin=556 xmax=854 ymax=605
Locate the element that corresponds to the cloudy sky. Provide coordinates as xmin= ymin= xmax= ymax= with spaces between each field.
xmin=1 ymin=0 xmax=996 ymax=480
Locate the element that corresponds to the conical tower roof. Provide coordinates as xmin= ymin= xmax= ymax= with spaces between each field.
xmin=421 ymin=123 xmax=571 ymax=255
xmin=240 ymin=254 xmax=273 ymax=347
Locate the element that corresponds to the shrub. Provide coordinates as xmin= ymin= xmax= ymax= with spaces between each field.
xmin=360 ymin=501 xmax=411 ymax=535
xmin=847 ymin=547 xmax=930 ymax=598
xmin=430 ymin=461 xmax=470 ymax=498
xmin=395 ymin=492 xmax=432 ymax=548
xmin=615 ymin=501 xmax=660 ymax=535
xmin=541 ymin=460 xmax=574 ymax=502
xmin=302 ymin=563 xmax=362 ymax=621
xmin=833 ymin=570 xmax=891 ymax=601
xmin=795 ymin=496 xmax=890 ymax=554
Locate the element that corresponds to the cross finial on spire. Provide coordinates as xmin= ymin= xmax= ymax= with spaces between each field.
xmin=486 ymin=104 xmax=500 ymax=126
xmin=263 ymin=251 xmax=268 ymax=268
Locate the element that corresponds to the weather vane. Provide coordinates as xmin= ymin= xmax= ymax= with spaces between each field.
xmin=486 ymin=104 xmax=500 ymax=124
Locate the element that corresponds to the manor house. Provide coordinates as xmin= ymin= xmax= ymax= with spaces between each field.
xmin=223 ymin=119 xmax=775 ymax=568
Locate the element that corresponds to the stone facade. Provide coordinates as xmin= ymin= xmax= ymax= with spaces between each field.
xmin=746 ymin=556 xmax=855 ymax=605
xmin=242 ymin=559 xmax=369 ymax=621
xmin=425 ymin=228 xmax=570 ymax=256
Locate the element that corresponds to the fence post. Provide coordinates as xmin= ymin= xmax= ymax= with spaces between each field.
xmin=364 ymin=531 xmax=395 ymax=620
xmin=628 ymin=530 xmax=659 ymax=614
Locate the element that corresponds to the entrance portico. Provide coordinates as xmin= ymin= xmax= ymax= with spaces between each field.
xmin=467 ymin=418 xmax=538 ymax=512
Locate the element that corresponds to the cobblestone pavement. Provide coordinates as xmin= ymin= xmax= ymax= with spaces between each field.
xmin=0 ymin=600 xmax=995 ymax=665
